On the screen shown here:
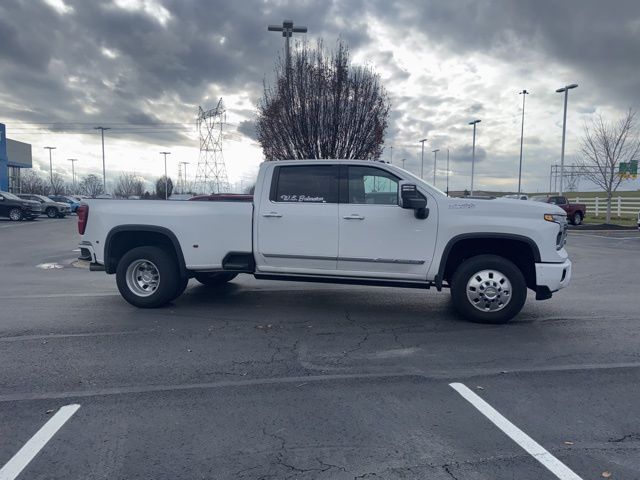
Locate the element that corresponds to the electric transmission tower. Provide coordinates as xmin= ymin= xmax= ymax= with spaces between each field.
xmin=194 ymin=98 xmax=230 ymax=194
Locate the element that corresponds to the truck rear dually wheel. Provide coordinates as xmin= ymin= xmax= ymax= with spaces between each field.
xmin=450 ymin=254 xmax=526 ymax=324
xmin=116 ymin=246 xmax=179 ymax=308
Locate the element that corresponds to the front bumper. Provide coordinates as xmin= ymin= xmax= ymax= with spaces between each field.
xmin=535 ymin=258 xmax=572 ymax=293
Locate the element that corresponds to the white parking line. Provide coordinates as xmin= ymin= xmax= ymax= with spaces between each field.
xmin=0 ymin=404 xmax=80 ymax=480
xmin=450 ymin=383 xmax=583 ymax=480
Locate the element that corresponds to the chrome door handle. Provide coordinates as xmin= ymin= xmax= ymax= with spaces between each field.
xmin=262 ymin=212 xmax=283 ymax=218
xmin=343 ymin=214 xmax=365 ymax=220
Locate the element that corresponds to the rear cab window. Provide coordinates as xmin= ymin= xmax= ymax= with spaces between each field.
xmin=271 ymin=165 xmax=339 ymax=203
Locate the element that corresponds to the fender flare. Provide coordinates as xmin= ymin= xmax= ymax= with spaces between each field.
xmin=104 ymin=224 xmax=187 ymax=277
xmin=435 ymin=233 xmax=541 ymax=290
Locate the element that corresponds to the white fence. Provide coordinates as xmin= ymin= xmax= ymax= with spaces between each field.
xmin=571 ymin=196 xmax=640 ymax=217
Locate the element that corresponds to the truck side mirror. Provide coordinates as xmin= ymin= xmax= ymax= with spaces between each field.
xmin=400 ymin=184 xmax=429 ymax=219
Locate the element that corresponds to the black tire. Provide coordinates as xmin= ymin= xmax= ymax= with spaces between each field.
xmin=46 ymin=207 xmax=57 ymax=218
xmin=8 ymin=208 xmax=23 ymax=221
xmin=572 ymin=212 xmax=582 ymax=225
xmin=116 ymin=246 xmax=180 ymax=308
xmin=450 ymin=254 xmax=527 ymax=324
xmin=171 ymin=275 xmax=189 ymax=301
xmin=194 ymin=272 xmax=238 ymax=286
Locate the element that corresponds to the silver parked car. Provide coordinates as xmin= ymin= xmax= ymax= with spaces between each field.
xmin=17 ymin=194 xmax=71 ymax=218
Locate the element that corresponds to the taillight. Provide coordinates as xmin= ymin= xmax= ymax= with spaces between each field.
xmin=77 ymin=204 xmax=89 ymax=235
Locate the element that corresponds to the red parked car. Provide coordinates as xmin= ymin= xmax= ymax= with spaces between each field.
xmin=531 ymin=195 xmax=586 ymax=225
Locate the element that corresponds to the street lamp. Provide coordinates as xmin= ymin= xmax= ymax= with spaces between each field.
xmin=94 ymin=127 xmax=110 ymax=192
xmin=469 ymin=120 xmax=481 ymax=195
xmin=518 ymin=90 xmax=529 ymax=194
xmin=446 ymin=148 xmax=450 ymax=196
xmin=401 ymin=158 xmax=406 ymax=169
xmin=160 ymin=151 xmax=171 ymax=200
xmin=419 ymin=138 xmax=427 ymax=179
xmin=44 ymin=147 xmax=56 ymax=185
xmin=555 ymin=83 xmax=578 ymax=195
xmin=68 ymin=159 xmax=78 ymax=193
xmin=432 ymin=149 xmax=439 ymax=186
xmin=267 ymin=20 xmax=307 ymax=70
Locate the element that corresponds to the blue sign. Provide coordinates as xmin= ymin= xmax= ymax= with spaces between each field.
xmin=0 ymin=123 xmax=8 ymax=191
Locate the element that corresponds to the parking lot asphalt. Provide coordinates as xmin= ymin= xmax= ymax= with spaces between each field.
xmin=0 ymin=217 xmax=639 ymax=479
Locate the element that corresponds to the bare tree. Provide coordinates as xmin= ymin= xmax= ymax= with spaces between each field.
xmin=577 ymin=109 xmax=640 ymax=222
xmin=50 ymin=173 xmax=67 ymax=195
xmin=257 ymin=39 xmax=390 ymax=161
xmin=114 ymin=172 xmax=144 ymax=199
xmin=80 ymin=174 xmax=105 ymax=198
xmin=20 ymin=171 xmax=49 ymax=194
xmin=155 ymin=176 xmax=173 ymax=199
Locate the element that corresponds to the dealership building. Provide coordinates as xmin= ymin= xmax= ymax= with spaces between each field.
xmin=0 ymin=123 xmax=33 ymax=193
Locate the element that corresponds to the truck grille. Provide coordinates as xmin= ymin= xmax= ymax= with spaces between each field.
xmin=556 ymin=219 xmax=568 ymax=249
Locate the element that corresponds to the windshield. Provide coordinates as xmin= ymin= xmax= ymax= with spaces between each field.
xmin=34 ymin=195 xmax=55 ymax=203
xmin=1 ymin=191 xmax=21 ymax=200
xmin=531 ymin=196 xmax=548 ymax=202
xmin=396 ymin=167 xmax=447 ymax=196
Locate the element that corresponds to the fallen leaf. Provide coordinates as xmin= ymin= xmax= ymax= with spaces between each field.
xmin=602 ymin=472 xmax=612 ymax=478
xmin=476 ymin=386 xmax=484 ymax=390
xmin=563 ymin=441 xmax=574 ymax=445
xmin=45 ymin=409 xmax=54 ymax=414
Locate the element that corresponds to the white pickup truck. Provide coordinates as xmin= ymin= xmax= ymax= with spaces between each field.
xmin=77 ymin=160 xmax=571 ymax=323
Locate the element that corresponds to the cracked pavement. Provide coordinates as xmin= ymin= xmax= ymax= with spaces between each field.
xmin=0 ymin=218 xmax=639 ymax=479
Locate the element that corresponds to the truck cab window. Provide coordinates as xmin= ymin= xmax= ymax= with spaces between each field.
xmin=348 ymin=166 xmax=399 ymax=205
xmin=274 ymin=165 xmax=338 ymax=203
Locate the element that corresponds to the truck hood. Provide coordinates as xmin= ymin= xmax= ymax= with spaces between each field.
xmin=446 ymin=197 xmax=566 ymax=217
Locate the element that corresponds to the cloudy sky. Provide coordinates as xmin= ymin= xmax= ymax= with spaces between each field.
xmin=2 ymin=0 xmax=639 ymax=193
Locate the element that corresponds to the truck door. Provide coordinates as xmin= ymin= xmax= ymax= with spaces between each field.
xmin=256 ymin=164 xmax=340 ymax=273
xmin=337 ymin=165 xmax=436 ymax=279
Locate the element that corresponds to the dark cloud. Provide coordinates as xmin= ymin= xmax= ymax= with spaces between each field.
xmin=237 ymin=120 xmax=257 ymax=141
xmin=372 ymin=0 xmax=640 ymax=108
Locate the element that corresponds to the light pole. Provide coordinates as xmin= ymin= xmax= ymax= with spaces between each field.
xmin=419 ymin=138 xmax=427 ymax=179
xmin=160 ymin=152 xmax=171 ymax=200
xmin=267 ymin=20 xmax=307 ymax=69
xmin=68 ymin=159 xmax=78 ymax=193
xmin=432 ymin=149 xmax=439 ymax=186
xmin=44 ymin=147 xmax=56 ymax=185
xmin=180 ymin=161 xmax=190 ymax=194
xmin=389 ymin=145 xmax=393 ymax=164
xmin=555 ymin=83 xmax=578 ymax=196
xmin=446 ymin=148 xmax=450 ymax=196
xmin=469 ymin=120 xmax=481 ymax=195
xmin=94 ymin=127 xmax=110 ymax=192
xmin=518 ymin=90 xmax=529 ymax=194
xmin=401 ymin=158 xmax=406 ymax=169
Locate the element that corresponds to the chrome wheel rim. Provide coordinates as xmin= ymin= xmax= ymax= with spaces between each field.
xmin=466 ymin=269 xmax=512 ymax=312
xmin=9 ymin=209 xmax=21 ymax=221
xmin=126 ymin=259 xmax=160 ymax=297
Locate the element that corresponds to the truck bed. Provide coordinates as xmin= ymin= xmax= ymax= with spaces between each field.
xmin=84 ymin=199 xmax=253 ymax=270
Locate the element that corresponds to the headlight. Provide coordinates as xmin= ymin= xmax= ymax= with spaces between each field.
xmin=544 ymin=213 xmax=566 ymax=224
xmin=545 ymin=213 xmax=568 ymax=249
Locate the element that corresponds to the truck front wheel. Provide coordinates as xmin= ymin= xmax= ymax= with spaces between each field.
xmin=450 ymin=254 xmax=527 ymax=324
xmin=116 ymin=246 xmax=179 ymax=308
